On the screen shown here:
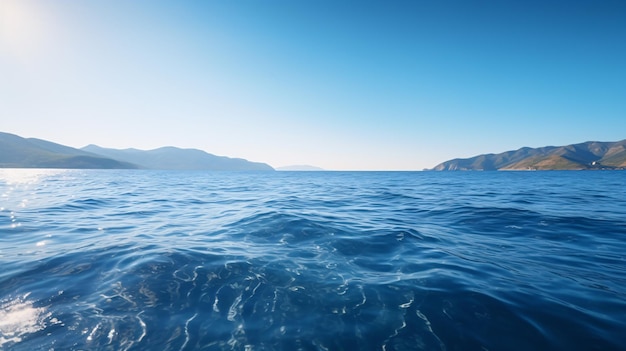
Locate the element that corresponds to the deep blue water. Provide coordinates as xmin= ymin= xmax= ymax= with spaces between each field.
xmin=1 ymin=169 xmax=625 ymax=351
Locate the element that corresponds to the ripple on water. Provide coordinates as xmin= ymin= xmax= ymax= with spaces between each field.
xmin=1 ymin=170 xmax=625 ymax=350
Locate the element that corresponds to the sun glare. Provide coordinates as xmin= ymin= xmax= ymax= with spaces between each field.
xmin=0 ymin=0 xmax=48 ymax=60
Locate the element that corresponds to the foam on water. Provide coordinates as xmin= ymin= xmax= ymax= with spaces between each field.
xmin=0 ymin=293 xmax=58 ymax=347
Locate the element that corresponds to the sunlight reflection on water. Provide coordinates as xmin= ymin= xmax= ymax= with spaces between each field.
xmin=0 ymin=169 xmax=69 ymax=186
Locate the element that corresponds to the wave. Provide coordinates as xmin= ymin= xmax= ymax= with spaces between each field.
xmin=1 ymin=170 xmax=625 ymax=350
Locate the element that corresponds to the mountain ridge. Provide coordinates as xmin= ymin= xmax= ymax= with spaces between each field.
xmin=82 ymin=145 xmax=274 ymax=171
xmin=432 ymin=139 xmax=626 ymax=171
xmin=0 ymin=132 xmax=274 ymax=170
xmin=0 ymin=132 xmax=138 ymax=169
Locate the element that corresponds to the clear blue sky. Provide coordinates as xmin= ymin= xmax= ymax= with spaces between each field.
xmin=1 ymin=0 xmax=625 ymax=170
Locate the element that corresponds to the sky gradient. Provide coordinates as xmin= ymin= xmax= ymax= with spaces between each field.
xmin=1 ymin=0 xmax=625 ymax=170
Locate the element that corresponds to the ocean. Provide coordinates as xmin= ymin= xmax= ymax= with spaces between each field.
xmin=1 ymin=169 xmax=624 ymax=351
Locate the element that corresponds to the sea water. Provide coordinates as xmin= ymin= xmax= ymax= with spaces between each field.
xmin=0 ymin=169 xmax=624 ymax=350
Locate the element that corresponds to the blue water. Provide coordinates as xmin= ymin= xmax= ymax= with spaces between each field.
xmin=1 ymin=170 xmax=625 ymax=351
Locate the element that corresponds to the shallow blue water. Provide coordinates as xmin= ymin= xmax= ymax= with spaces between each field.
xmin=1 ymin=169 xmax=625 ymax=350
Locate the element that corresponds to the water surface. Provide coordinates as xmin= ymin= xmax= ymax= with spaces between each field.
xmin=1 ymin=170 xmax=625 ymax=350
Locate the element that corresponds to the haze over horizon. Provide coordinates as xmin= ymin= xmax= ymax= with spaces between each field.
xmin=2 ymin=0 xmax=625 ymax=170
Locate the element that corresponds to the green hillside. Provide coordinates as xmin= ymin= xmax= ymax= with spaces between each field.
xmin=433 ymin=139 xmax=626 ymax=171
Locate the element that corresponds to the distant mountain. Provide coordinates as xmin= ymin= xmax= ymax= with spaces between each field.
xmin=82 ymin=145 xmax=274 ymax=171
xmin=0 ymin=132 xmax=138 ymax=169
xmin=432 ymin=139 xmax=626 ymax=171
xmin=276 ymin=165 xmax=325 ymax=171
xmin=1 ymin=131 xmax=274 ymax=170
